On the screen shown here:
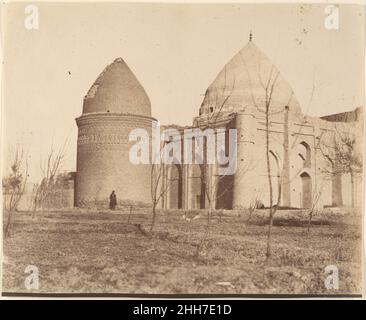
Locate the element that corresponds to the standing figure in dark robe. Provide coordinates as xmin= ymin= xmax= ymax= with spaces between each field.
xmin=109 ymin=190 xmax=117 ymax=210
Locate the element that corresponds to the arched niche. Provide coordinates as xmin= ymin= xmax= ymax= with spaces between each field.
xmin=298 ymin=141 xmax=311 ymax=168
xmin=168 ymin=164 xmax=183 ymax=209
xmin=300 ymin=171 xmax=312 ymax=208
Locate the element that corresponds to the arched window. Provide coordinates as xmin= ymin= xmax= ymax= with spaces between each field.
xmin=298 ymin=142 xmax=311 ymax=168
xmin=189 ymin=164 xmax=205 ymax=209
xmin=268 ymin=150 xmax=281 ymax=206
xmin=300 ymin=172 xmax=312 ymax=208
xmin=269 ymin=150 xmax=280 ymax=177
xmin=168 ymin=164 xmax=183 ymax=209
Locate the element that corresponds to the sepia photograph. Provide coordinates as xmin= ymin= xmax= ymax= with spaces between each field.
xmin=0 ymin=1 xmax=364 ymax=298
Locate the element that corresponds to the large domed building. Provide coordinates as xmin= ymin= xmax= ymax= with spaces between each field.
xmin=75 ymin=58 xmax=155 ymax=207
xmin=75 ymin=39 xmax=362 ymax=210
xmin=199 ymin=40 xmax=302 ymax=117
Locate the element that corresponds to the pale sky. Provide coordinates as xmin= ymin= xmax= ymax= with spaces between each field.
xmin=1 ymin=2 xmax=364 ymax=181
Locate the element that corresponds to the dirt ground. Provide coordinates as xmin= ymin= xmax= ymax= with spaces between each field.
xmin=2 ymin=208 xmax=363 ymax=295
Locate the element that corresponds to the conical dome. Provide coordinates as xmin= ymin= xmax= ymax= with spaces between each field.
xmin=200 ymin=41 xmax=301 ymax=115
xmin=83 ymin=58 xmax=151 ymax=116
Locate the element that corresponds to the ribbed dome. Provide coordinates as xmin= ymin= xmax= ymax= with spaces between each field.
xmin=200 ymin=41 xmax=301 ymax=115
xmin=83 ymin=58 xmax=151 ymax=116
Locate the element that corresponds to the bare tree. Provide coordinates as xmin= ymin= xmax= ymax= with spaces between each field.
xmin=245 ymin=63 xmax=284 ymax=259
xmin=319 ymin=124 xmax=362 ymax=208
xmin=150 ymin=138 xmax=171 ymax=232
xmin=306 ymin=183 xmax=324 ymax=232
xmin=194 ymin=76 xmax=234 ymax=253
xmin=195 ymin=75 xmax=255 ymax=254
xmin=264 ymin=90 xmax=280 ymax=259
xmin=31 ymin=141 xmax=68 ymax=217
xmin=242 ymin=52 xmax=307 ymax=259
xmin=240 ymin=51 xmax=328 ymax=260
xmin=2 ymin=146 xmax=28 ymax=237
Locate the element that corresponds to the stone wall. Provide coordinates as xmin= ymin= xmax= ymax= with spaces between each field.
xmin=75 ymin=113 xmax=153 ymax=208
xmin=160 ymin=105 xmax=362 ymax=210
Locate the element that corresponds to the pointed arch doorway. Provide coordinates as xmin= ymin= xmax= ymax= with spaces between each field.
xmin=300 ymin=172 xmax=312 ymax=208
xmin=168 ymin=164 xmax=183 ymax=209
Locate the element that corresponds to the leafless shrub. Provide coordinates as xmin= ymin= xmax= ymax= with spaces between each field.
xmin=2 ymin=146 xmax=28 ymax=237
xmin=31 ymin=141 xmax=68 ymax=217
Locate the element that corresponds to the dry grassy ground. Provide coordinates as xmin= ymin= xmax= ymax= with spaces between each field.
xmin=2 ymin=208 xmax=362 ymax=295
